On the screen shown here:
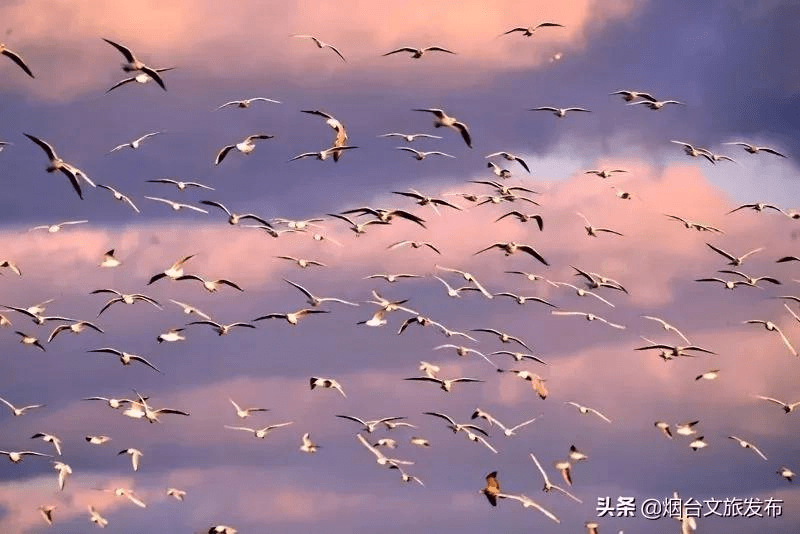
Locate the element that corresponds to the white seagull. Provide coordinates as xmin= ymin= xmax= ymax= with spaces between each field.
xmin=292 ymin=35 xmax=347 ymax=61
xmin=566 ymin=401 xmax=612 ymax=423
xmin=108 ymin=131 xmax=164 ymax=153
xmin=102 ymin=38 xmax=167 ymax=90
xmin=216 ymin=97 xmax=281 ymax=110
xmin=215 ymin=134 xmax=274 ymax=165
xmin=531 ymin=106 xmax=591 ymax=118
xmin=413 ymin=108 xmax=472 ymax=148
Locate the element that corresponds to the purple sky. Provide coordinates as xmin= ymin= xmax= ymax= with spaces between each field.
xmin=0 ymin=1 xmax=799 ymax=533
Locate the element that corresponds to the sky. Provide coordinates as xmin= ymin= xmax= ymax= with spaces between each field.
xmin=0 ymin=0 xmax=799 ymax=532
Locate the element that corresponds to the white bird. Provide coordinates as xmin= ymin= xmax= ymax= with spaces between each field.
xmin=531 ymin=106 xmax=591 ymax=118
xmin=743 ymin=319 xmax=797 ymax=356
xmin=215 ymin=134 xmax=274 ymax=165
xmin=566 ymin=401 xmax=612 ymax=423
xmin=29 ymin=220 xmax=88 ymax=233
xmin=122 ymin=391 xmax=189 ymax=423
xmin=498 ymin=493 xmax=560 ymax=523
xmin=374 ymin=438 xmax=397 ymax=449
xmin=82 ymin=396 xmax=140 ymax=410
xmin=284 ymin=279 xmax=358 ymax=307
xmin=486 ymin=151 xmax=531 ymax=172
xmin=677 ymin=421 xmax=701 ymax=437
xmin=106 ymin=66 xmax=175 ymax=93
xmin=474 ymin=241 xmax=549 ymax=265
xmin=144 ymin=196 xmax=208 ymax=214
xmin=0 ymin=396 xmax=45 ymax=416
xmin=208 ymin=526 xmax=238 ymax=534
xmin=337 ymin=415 xmax=408 ymax=433
xmin=723 ymin=142 xmax=787 ymax=158
xmin=383 ymin=46 xmax=455 ymax=58
xmin=728 ymin=435 xmax=768 ymax=460
xmin=585 ymin=168 xmax=627 ymax=179
xmin=695 ymin=369 xmax=721 ymax=381
xmin=200 ymin=200 xmax=270 ymax=226
xmin=655 ymin=421 xmax=673 ymax=439
xmin=157 ymin=328 xmax=186 ymax=343
xmin=177 ymin=275 xmax=243 ymax=293
xmin=224 ymin=422 xmax=294 ymax=439
xmin=146 ymin=178 xmax=215 ymax=191
xmin=555 ymin=282 xmax=615 ymax=307
xmin=355 ymin=433 xmax=414 ymax=468
xmin=87 ymin=347 xmax=162 ymax=373
xmin=404 ymin=375 xmax=484 ymax=392
xmin=188 ymin=320 xmax=255 ymax=336
xmin=490 ymin=350 xmax=548 ymax=365
xmin=641 ymin=315 xmax=692 ymax=344
xmin=301 ymin=109 xmax=349 ymax=155
xmin=300 ymin=432 xmax=320 ymax=453
xmin=85 ymin=435 xmax=112 ymax=445
xmin=15 ymin=331 xmax=46 ymax=351
xmin=671 ymin=140 xmax=715 ymax=161
xmin=706 ymin=243 xmax=764 ymax=266
xmin=388 ymin=240 xmax=441 ymax=255
xmin=664 ymin=213 xmax=724 ymax=233
xmin=777 ymin=466 xmax=795 ymax=482
xmin=168 ymin=299 xmax=212 ymax=321
xmin=88 ymin=505 xmax=109 ymax=528
xmin=229 ymin=398 xmax=269 ymax=419
xmin=327 ymin=213 xmax=391 ymax=235
xmin=433 ymin=344 xmax=498 ymax=367
xmin=396 ymin=146 xmax=455 ymax=160
xmin=38 ymin=505 xmax=56 ymax=526
xmin=609 ymin=90 xmax=657 ymax=102
xmin=753 ymin=395 xmax=800 ymax=414
xmin=91 ymin=288 xmax=161 ymax=317
xmin=365 ymin=273 xmax=422 ymax=283
xmin=577 ymin=212 xmax=623 ymax=237
xmin=379 ymin=133 xmax=442 ymax=142
xmin=48 ymin=320 xmax=104 ymax=343
xmin=0 ymin=260 xmax=21 ymax=276
xmin=464 ymin=429 xmax=498 ymax=453
xmin=148 ymin=254 xmax=197 ymax=284
xmin=53 ymin=461 xmax=71 ymax=490
xmin=289 ymin=145 xmax=358 ymax=162
xmin=102 ymin=38 xmax=167 ymax=90
xmin=292 ymin=35 xmax=347 ymax=61
xmin=0 ymin=450 xmax=51 ymax=463
xmin=97 ymin=184 xmax=140 ymax=213
xmin=309 ymin=377 xmax=347 ymax=397
xmin=216 ymin=97 xmax=281 ymax=110
xmin=418 ymin=361 xmax=440 ymax=379
xmin=167 ymin=488 xmax=186 ymax=501
xmin=108 ymin=131 xmax=163 ymax=153
xmin=424 ymin=411 xmax=488 ymax=436
xmin=24 ymin=133 xmax=94 ymax=198
xmin=628 ymin=99 xmax=684 ymax=110
xmin=498 ymin=369 xmax=548 ymax=399
xmin=503 ymin=22 xmax=564 ymax=36
xmin=31 ymin=433 xmax=63 ymax=456
xmin=472 ymin=327 xmax=532 ymax=350
xmin=100 ymin=487 xmax=147 ymax=508
xmin=254 ymin=308 xmax=329 ymax=325
xmin=413 ymin=108 xmax=472 ymax=148
xmin=551 ymin=310 xmax=626 ymax=329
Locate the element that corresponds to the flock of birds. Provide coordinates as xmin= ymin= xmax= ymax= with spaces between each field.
xmin=0 ymin=21 xmax=797 ymax=534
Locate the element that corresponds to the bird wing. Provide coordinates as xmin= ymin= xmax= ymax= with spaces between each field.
xmin=2 ymin=48 xmax=35 ymax=77
xmin=102 ymin=38 xmax=136 ymax=62
xmin=214 ymin=145 xmax=236 ymax=166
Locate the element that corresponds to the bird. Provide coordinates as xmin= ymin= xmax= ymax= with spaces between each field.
xmin=753 ymin=395 xmax=800 ymax=413
xmin=52 ymin=461 xmax=71 ymax=490
xmin=85 ymin=435 xmax=113 ymax=445
xmin=48 ymin=320 xmax=104 ymax=343
xmin=777 ymin=466 xmax=795 ymax=482
xmin=634 ymin=341 xmax=716 ymax=358
xmin=106 ymin=67 xmax=175 ymax=93
xmin=383 ymin=46 xmax=455 ymax=58
xmin=96 ymin=184 xmax=140 ymax=213
xmin=566 ymin=401 xmax=612 ymax=423
xmin=310 ymin=377 xmax=347 ymax=397
xmin=431 ymin=276 xmax=478 ymax=298
xmin=24 ymin=134 xmax=94 ymax=198
xmin=29 ymin=219 xmax=89 ymax=233
xmin=253 ymin=308 xmax=329 ymax=325
xmin=641 ymin=315 xmax=692 ymax=344
xmin=671 ymin=140 xmax=715 ymax=161
xmin=0 ymin=42 xmax=34 ymax=77
xmin=167 ymin=488 xmax=186 ymax=501
xmin=88 ymin=505 xmax=109 ymax=528
xmin=743 ymin=319 xmax=797 ymax=356
xmin=676 ymin=421 xmax=700 ymax=437
xmin=493 ymin=292 xmax=556 ymax=307
xmin=87 ymin=347 xmax=163 ymax=374
xmin=480 ymin=471 xmax=502 ymax=506
xmin=300 ymin=110 xmax=349 ymax=160
xmin=486 ymin=151 xmax=530 ymax=172
xmin=569 ymin=444 xmax=588 ymax=462
xmin=392 ymin=189 xmax=462 ymax=214
xmin=365 ymin=273 xmax=422 ymax=283
xmin=168 ymin=299 xmax=212 ymax=321
xmin=471 ymin=328 xmax=532 ymax=350
xmin=31 ymin=433 xmax=62 ymax=456
xmin=14 ymin=331 xmax=46 ymax=351
xmin=498 ymin=369 xmax=548 ymax=399
xmin=551 ymin=310 xmax=626 ymax=329
xmin=0 ymin=450 xmax=51 ymax=463
xmin=299 ymin=432 xmax=320 ymax=453
xmin=341 ymin=206 xmax=427 ymax=228
xmin=728 ymin=202 xmax=785 ymax=215
xmin=148 ymin=254 xmax=197 ymax=284
xmin=379 ymin=133 xmax=442 ymax=142
xmin=706 ymin=243 xmax=765 ymax=266
xmin=292 ymin=35 xmax=347 ymax=61
xmin=224 ymin=422 xmax=294 ymax=439
xmin=216 ymin=97 xmax=281 ymax=110
xmin=38 ymin=505 xmax=56 ymax=526
xmin=728 ymin=435 xmax=768 ymax=460
xmin=215 ymin=134 xmax=274 ymax=165
xmin=146 ymin=178 xmax=215 ymax=191
xmin=396 ymin=147 xmax=455 ymax=161
xmin=494 ymin=211 xmax=544 ymax=229
xmin=188 ymin=320 xmax=256 ymax=336
xmin=144 ymin=196 xmax=209 ymax=214
xmin=664 ymin=213 xmax=724 ymax=233
xmin=82 ymin=396 xmax=141 ymax=410
xmin=498 ymin=493 xmax=561 ymax=523
xmin=108 ymin=131 xmax=164 ymax=153
xmin=0 ymin=261 xmax=21 ymax=276
xmin=433 ymin=344 xmax=497 ymax=367
xmin=655 ymin=421 xmax=673 ymax=439
xmin=326 ymin=213 xmax=390 ymax=235
xmin=609 ymin=90 xmax=657 ymax=102
xmin=474 ymin=242 xmax=549 ymax=265
xmin=585 ymin=169 xmax=627 ymax=179
xmin=355 ymin=433 xmax=415 ymax=468
xmin=91 ymin=288 xmax=162 ymax=317
xmin=528 ymin=452 xmax=583 ymax=502
xmin=628 ymin=99 xmax=685 ymax=110
xmin=229 ymin=398 xmax=269 ymax=419
xmin=102 ymin=38 xmax=167 ymax=90
xmin=555 ymin=282 xmax=615 ymax=307
xmin=695 ymin=369 xmax=721 ymax=381
xmin=531 ymin=106 xmax=591 ymax=117
xmin=122 ymin=392 xmax=189 ymax=423
xmin=577 ymin=212 xmax=624 ymax=237
xmin=694 ymin=277 xmax=750 ymax=290
xmin=490 ymin=350 xmax=548 ymax=365
xmin=337 ymin=415 xmax=407 ymax=433
xmin=723 ymin=142 xmax=787 ymax=158
xmin=503 ymin=22 xmax=564 ymax=36
xmin=177 ymin=275 xmax=243 ymax=292
xmin=284 ymin=279 xmax=358 ymax=307
xmin=388 ymin=240 xmax=441 ymax=255
xmin=207 ymin=526 xmax=238 ymax=534
xmin=717 ymin=270 xmax=780 ymax=287
xmin=413 ymin=108 xmax=472 ymax=148
xmin=404 ymin=375 xmax=484 ymax=392
xmin=424 ymin=411 xmax=488 ymax=436
xmin=290 ymin=145 xmax=359 ymax=161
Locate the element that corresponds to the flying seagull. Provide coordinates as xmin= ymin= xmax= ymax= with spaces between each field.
xmin=108 ymin=131 xmax=164 ymax=153
xmin=383 ymin=46 xmax=455 ymax=58
xmin=0 ymin=43 xmax=34 ymax=77
xmin=24 ymin=134 xmax=94 ymax=199
xmin=292 ymin=35 xmax=347 ymax=62
xmin=413 ymin=108 xmax=472 ymax=148
xmin=215 ymin=134 xmax=274 ymax=165
xmin=102 ymin=38 xmax=167 ymax=90
xmin=503 ymin=23 xmax=564 ymax=37
xmin=216 ymin=97 xmax=281 ymax=110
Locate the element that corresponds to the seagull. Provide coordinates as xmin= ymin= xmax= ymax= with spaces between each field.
xmin=169 ymin=299 xmax=212 ymax=321
xmin=388 ymin=240 xmax=441 ymax=254
xmin=706 ymin=243 xmax=765 ymax=266
xmin=106 ymin=66 xmax=175 ymax=93
xmin=494 ymin=292 xmax=556 ymax=307
xmin=24 ymin=133 xmax=94 ymax=198
xmin=435 ymin=265 xmax=493 ymax=298
xmin=98 ymin=487 xmax=147 ymax=508
xmin=424 ymin=411 xmax=488 ymax=436
xmin=728 ymin=435 xmax=767 ymax=460
xmin=310 ymin=377 xmax=347 ymax=398
xmin=778 ymin=466 xmax=795 ymax=482
xmin=554 ymin=460 xmax=574 ymax=486
xmin=671 ymin=140 xmax=715 ymax=161
xmin=609 ymin=90 xmax=657 ymax=102
xmin=528 ymin=452 xmax=583 ymax=502
xmin=0 ymin=42 xmax=34 ymax=77
xmin=405 ymin=374 xmax=484 ymax=392
xmin=743 ymin=319 xmax=797 ymax=356
xmin=229 ymin=398 xmax=268 ymax=419
xmin=696 ymin=369 xmax=721 ymax=381
xmin=292 ymin=35 xmax=347 ymax=61
xmin=664 ymin=213 xmax=724 ymax=233
xmin=531 ymin=106 xmax=591 ymax=118
xmin=494 ymin=211 xmax=544 ymax=229
xmin=301 ymin=110 xmax=349 ymax=160
xmin=31 ymin=433 xmax=62 ymax=455
xmin=87 ymin=347 xmax=162 ymax=374
xmin=85 ymin=435 xmax=113 ymax=445
xmin=341 ymin=206 xmax=427 ymax=227
xmin=569 ymin=444 xmax=588 ymax=462
xmin=490 ymin=350 xmax=548 ymax=365
xmin=474 ymin=242 xmax=549 ymax=265
xmin=53 ymin=461 xmax=71 ymax=490
xmin=628 ymin=99 xmax=685 ymax=110
xmin=29 ymin=220 xmax=89 ymax=233
xmin=379 ymin=133 xmax=442 ymax=142
xmin=167 ymin=488 xmax=186 ymax=501
xmin=123 ymin=391 xmax=189 ymax=423
xmin=577 ymin=212 xmax=624 ymax=237
xmin=433 ymin=344 xmax=497 ymax=367
xmin=39 ymin=505 xmax=56 ymax=526
xmin=272 ymin=217 xmax=324 ymax=230
xmin=337 ymin=415 xmax=407 ymax=433
xmin=566 ymin=401 xmax=612 ymax=423
xmin=91 ymin=288 xmax=161 ymax=316
xmin=0 ymin=450 xmax=51 ymax=463
xmin=503 ymin=22 xmax=564 ymax=36
xmin=290 ymin=146 xmax=359 ymax=162
xmin=2 ymin=305 xmax=73 ymax=326
xmin=97 ymin=184 xmax=140 ymax=213
xmin=472 ymin=410 xmax=539 ymax=437
xmin=480 ymin=471 xmax=502 ymax=507
xmin=82 ymin=396 xmax=141 ymax=410
xmin=383 ymin=46 xmax=455 ymax=58
xmin=431 ymin=276 xmax=478 ymax=298
xmin=723 ymin=142 xmax=787 ymax=158
xmin=326 ymin=213 xmax=390 ymax=235
xmin=300 ymin=432 xmax=320 ymax=453
xmin=0 ymin=261 xmax=20 ymax=276
xmin=555 ymin=282 xmax=615 ymax=307
xmin=208 ymin=526 xmax=238 ymax=534
xmin=471 ymin=328 xmax=531 ymax=350
xmin=551 ymin=311 xmax=626 ymax=329
xmin=374 ymin=438 xmax=398 ymax=449
xmin=88 ymin=505 xmax=109 ymax=528
xmin=177 ymin=275 xmax=243 ymax=292
xmin=727 ymin=202 xmax=784 ymax=215
xmin=396 ymin=147 xmax=455 ymax=161
xmin=0 ymin=141 xmax=9 ymax=152
xmin=355 ymin=433 xmax=415 ymax=468
xmin=144 ymin=196 xmax=208 ymax=214
xmin=365 ymin=273 xmax=422 ymax=283
xmin=753 ymin=395 xmax=800 ymax=414
xmin=146 ymin=178 xmax=215 ymax=191
xmin=148 ymin=254 xmax=197 ymax=284
xmin=419 ymin=361 xmax=440 ymax=379
xmin=641 ymin=315 xmax=692 ymax=344
xmin=102 ymin=38 xmax=166 ymax=90
xmin=634 ymin=341 xmax=716 ymax=358
xmin=499 ymin=493 xmax=561 ymax=523
xmin=224 ymin=422 xmax=294 ymax=439
xmin=676 ymin=421 xmax=700 ymax=437
xmin=392 ymin=189 xmax=462 ymax=214
xmin=215 ymin=134 xmax=274 ymax=165
xmin=486 ymin=151 xmax=530 ymax=173
xmin=14 ymin=331 xmax=46 ymax=351
xmin=413 ymin=108 xmax=472 ymax=148
xmin=718 ymin=270 xmax=780 ymax=287
xmin=253 ymin=308 xmax=329 ymax=325
xmin=216 ymin=97 xmax=282 ymax=110
xmin=504 ymin=271 xmax=558 ymax=287
xmin=47 ymin=320 xmax=104 ymax=343
xmin=694 ymin=277 xmax=750 ymax=290
xmin=498 ymin=369 xmax=548 ymax=399
xmin=284 ymin=279 xmax=357 ymax=307
xmin=188 ymin=320 xmax=255 ymax=336
xmin=486 ymin=161 xmax=512 ymax=178
xmin=585 ymin=169 xmax=627 ymax=179
xmin=463 ymin=429 xmax=498 ymax=453
xmin=655 ymin=421 xmax=673 ymax=439
xmin=108 ymin=131 xmax=164 ymax=153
